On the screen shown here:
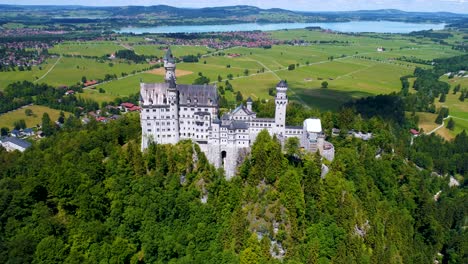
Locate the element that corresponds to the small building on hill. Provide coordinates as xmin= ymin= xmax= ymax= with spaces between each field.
xmin=410 ymin=129 xmax=420 ymax=136
xmin=0 ymin=137 xmax=31 ymax=152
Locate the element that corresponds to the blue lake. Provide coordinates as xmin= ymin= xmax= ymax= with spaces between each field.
xmin=118 ymin=21 xmax=445 ymax=34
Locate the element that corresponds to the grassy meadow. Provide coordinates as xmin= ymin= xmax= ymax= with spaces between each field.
xmin=1 ymin=28 xmax=466 ymax=135
xmin=49 ymin=41 xmax=123 ymax=57
xmin=0 ymin=105 xmax=70 ymax=129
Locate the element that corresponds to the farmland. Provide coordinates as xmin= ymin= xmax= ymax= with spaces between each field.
xmin=49 ymin=41 xmax=123 ymax=57
xmin=0 ymin=28 xmax=466 ymax=135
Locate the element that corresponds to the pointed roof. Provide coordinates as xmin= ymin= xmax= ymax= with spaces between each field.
xmin=246 ymin=97 xmax=253 ymax=103
xmin=277 ymin=80 xmax=288 ymax=87
xmin=164 ymin=47 xmax=175 ymax=63
xmin=231 ymin=103 xmax=255 ymax=116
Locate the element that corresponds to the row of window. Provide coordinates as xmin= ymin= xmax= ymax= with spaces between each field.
xmin=182 ymin=108 xmax=210 ymax=112
xmin=286 ymin=130 xmax=302 ymax=134
xmin=234 ymin=116 xmax=251 ymax=120
xmin=251 ymin=123 xmax=273 ymax=127
xmin=147 ymin=122 xmax=172 ymax=126
xmin=185 ymin=99 xmax=214 ymax=104
xmin=152 ymin=134 xmax=172 ymax=138
xmin=180 ymin=115 xmax=210 ymax=120
xmin=146 ymin=115 xmax=173 ymax=119
xmin=180 ymin=120 xmax=208 ymax=126
xmin=147 ymin=128 xmax=172 ymax=132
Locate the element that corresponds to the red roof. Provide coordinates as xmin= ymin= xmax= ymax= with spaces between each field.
xmin=96 ymin=117 xmax=107 ymax=122
xmin=128 ymin=106 xmax=141 ymax=112
xmin=410 ymin=129 xmax=419 ymax=135
xmin=66 ymin=90 xmax=75 ymax=94
xmin=84 ymin=80 xmax=98 ymax=87
xmin=121 ymin=102 xmax=135 ymax=108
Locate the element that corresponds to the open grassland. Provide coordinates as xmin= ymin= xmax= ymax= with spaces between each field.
xmin=133 ymin=45 xmax=213 ymax=57
xmin=0 ymin=57 xmax=59 ymax=90
xmin=93 ymin=73 xmax=165 ymax=97
xmin=230 ymin=72 xmax=279 ymax=101
xmin=49 ymin=41 xmax=123 ymax=57
xmin=436 ymin=86 xmax=468 ymax=120
xmin=412 ymin=74 xmax=468 ymax=140
xmin=39 ymin=57 xmax=150 ymax=87
xmin=0 ymin=105 xmax=70 ymax=129
xmin=415 ymin=111 xmax=468 ymax=141
xmin=78 ymin=89 xmax=118 ymax=105
xmin=177 ymin=62 xmax=245 ymax=84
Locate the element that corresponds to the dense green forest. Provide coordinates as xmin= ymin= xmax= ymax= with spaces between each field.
xmin=0 ymin=111 xmax=466 ymax=263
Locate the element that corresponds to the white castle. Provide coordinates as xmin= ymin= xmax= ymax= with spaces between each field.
xmin=140 ymin=48 xmax=334 ymax=178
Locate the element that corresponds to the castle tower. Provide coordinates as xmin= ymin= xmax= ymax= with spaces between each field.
xmin=274 ymin=80 xmax=288 ymax=135
xmin=164 ymin=48 xmax=176 ymax=82
xmin=167 ymin=77 xmax=180 ymax=143
xmin=246 ymin=97 xmax=253 ymax=112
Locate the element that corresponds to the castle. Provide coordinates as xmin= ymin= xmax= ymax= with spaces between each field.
xmin=140 ymin=48 xmax=334 ymax=178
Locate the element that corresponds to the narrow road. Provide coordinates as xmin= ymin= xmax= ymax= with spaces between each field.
xmin=34 ymin=55 xmax=62 ymax=83
xmin=426 ymin=116 xmax=451 ymax=135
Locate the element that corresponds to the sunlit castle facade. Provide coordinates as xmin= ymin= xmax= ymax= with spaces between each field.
xmin=140 ymin=48 xmax=334 ymax=178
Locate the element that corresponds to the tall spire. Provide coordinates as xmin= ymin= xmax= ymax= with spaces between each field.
xmin=164 ymin=47 xmax=176 ymax=82
xmin=164 ymin=47 xmax=175 ymax=63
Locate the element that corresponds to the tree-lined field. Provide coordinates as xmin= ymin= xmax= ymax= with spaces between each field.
xmin=0 ymin=57 xmax=59 ymax=90
xmin=0 ymin=105 xmax=69 ymax=129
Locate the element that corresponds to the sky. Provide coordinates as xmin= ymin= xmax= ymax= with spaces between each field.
xmin=1 ymin=0 xmax=467 ymax=13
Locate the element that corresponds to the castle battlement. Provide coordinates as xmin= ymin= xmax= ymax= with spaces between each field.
xmin=141 ymin=48 xmax=334 ymax=178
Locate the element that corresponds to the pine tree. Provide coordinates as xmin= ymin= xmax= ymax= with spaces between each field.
xmin=439 ymin=92 xmax=446 ymax=102
xmin=42 ymin=112 xmax=53 ymax=136
xmin=435 ymin=112 xmax=444 ymax=124
xmin=447 ymin=118 xmax=455 ymax=130
xmin=453 ymin=84 xmax=461 ymax=94
xmin=236 ymin=91 xmax=243 ymax=102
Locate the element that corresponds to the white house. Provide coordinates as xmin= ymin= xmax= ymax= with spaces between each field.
xmin=0 ymin=137 xmax=32 ymax=152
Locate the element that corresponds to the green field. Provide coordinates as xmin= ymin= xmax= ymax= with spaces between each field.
xmin=39 ymin=57 xmax=150 ymax=87
xmin=0 ymin=57 xmax=59 ymax=90
xmin=1 ymin=28 xmax=465 ymax=118
xmin=133 ymin=45 xmax=214 ymax=57
xmin=49 ymin=41 xmax=123 ymax=57
xmin=78 ymin=89 xmax=119 ymax=105
xmin=0 ymin=105 xmax=70 ymax=129
xmin=413 ymin=74 xmax=468 ymax=140
xmin=94 ymin=73 xmax=165 ymax=97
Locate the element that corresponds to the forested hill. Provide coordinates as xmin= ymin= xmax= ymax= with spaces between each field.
xmin=0 ymin=4 xmax=467 ymax=25
xmin=0 ymin=113 xmax=466 ymax=263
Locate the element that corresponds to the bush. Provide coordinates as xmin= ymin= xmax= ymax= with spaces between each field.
xmin=321 ymin=81 xmax=328 ymax=89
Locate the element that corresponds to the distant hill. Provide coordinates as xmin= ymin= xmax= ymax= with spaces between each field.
xmin=0 ymin=4 xmax=466 ymax=26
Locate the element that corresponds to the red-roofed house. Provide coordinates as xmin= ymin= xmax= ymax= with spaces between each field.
xmin=410 ymin=129 xmax=419 ymax=136
xmin=121 ymin=102 xmax=135 ymax=108
xmin=96 ymin=116 xmax=107 ymax=122
xmin=65 ymin=90 xmax=75 ymax=95
xmin=128 ymin=106 xmax=141 ymax=112
xmin=84 ymin=80 xmax=98 ymax=87
xmin=120 ymin=102 xmax=137 ymax=112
